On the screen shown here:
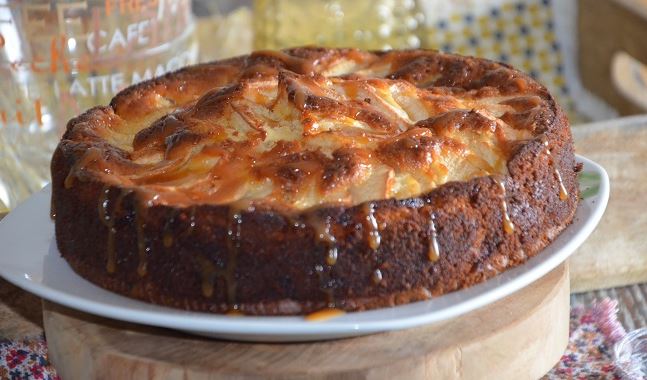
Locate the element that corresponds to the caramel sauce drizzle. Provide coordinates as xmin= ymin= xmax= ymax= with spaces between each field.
xmin=372 ymin=268 xmax=383 ymax=284
xmin=309 ymin=214 xmax=339 ymax=266
xmin=363 ymin=202 xmax=381 ymax=250
xmin=555 ymin=170 xmax=569 ymax=201
xmin=196 ymin=202 xmax=249 ymax=311
xmin=98 ymin=187 xmax=131 ymax=274
xmin=314 ymin=264 xmax=336 ymax=308
xmin=427 ymin=213 xmax=440 ymax=262
xmin=325 ymin=247 xmax=338 ymax=266
xmin=135 ymin=203 xmax=149 ymax=277
xmin=226 ymin=309 xmax=245 ymax=316
xmin=162 ymin=213 xmax=177 ymax=248
xmin=241 ymin=63 xmax=279 ymax=78
xmin=251 ymin=50 xmax=317 ymax=74
xmin=322 ymin=287 xmax=335 ymax=308
xmin=64 ymin=169 xmax=77 ymax=190
xmin=198 ymin=256 xmax=218 ymax=298
xmin=202 ymin=278 xmax=214 ymax=298
xmin=497 ymin=180 xmax=515 ymax=235
xmin=188 ymin=206 xmax=197 ymax=232
xmin=293 ymin=84 xmax=308 ymax=111
xmin=224 ymin=208 xmax=243 ymax=311
xmin=162 ymin=233 xmax=173 ymax=248
xmin=305 ymin=308 xmax=345 ymax=322
xmin=541 ymin=136 xmax=569 ymax=201
xmin=98 ymin=187 xmax=117 ymax=274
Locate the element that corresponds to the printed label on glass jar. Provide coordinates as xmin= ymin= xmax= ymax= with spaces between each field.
xmin=0 ymin=0 xmax=192 ymax=62
xmin=0 ymin=0 xmax=196 ymax=130
xmin=0 ymin=0 xmax=198 ymax=209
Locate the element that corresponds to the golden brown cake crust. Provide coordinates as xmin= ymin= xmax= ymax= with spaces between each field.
xmin=51 ymin=47 xmax=579 ymax=315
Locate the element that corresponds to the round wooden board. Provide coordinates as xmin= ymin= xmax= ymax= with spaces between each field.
xmin=43 ymin=263 xmax=569 ymax=380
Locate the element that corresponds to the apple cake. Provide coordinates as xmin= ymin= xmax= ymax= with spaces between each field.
xmin=51 ymin=47 xmax=579 ymax=315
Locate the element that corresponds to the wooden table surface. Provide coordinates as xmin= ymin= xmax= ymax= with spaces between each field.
xmin=569 ymin=115 xmax=647 ymax=291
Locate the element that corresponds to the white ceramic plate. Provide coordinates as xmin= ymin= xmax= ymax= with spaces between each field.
xmin=0 ymin=155 xmax=609 ymax=342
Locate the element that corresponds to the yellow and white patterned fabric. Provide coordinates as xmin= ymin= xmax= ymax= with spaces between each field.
xmin=418 ymin=0 xmax=615 ymax=122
